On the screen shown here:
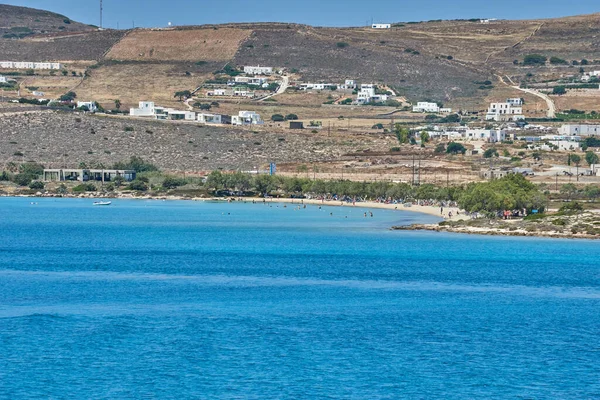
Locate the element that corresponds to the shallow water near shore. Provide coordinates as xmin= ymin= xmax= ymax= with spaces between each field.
xmin=1 ymin=197 xmax=599 ymax=398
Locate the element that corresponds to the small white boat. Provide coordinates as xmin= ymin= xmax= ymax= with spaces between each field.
xmin=93 ymin=201 xmax=112 ymax=206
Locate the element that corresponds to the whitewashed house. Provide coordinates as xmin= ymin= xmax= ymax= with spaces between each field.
xmin=197 ymin=113 xmax=222 ymax=124
xmin=166 ymin=110 xmax=196 ymax=121
xmin=339 ymin=79 xmax=357 ymax=90
xmin=581 ymin=74 xmax=591 ymax=82
xmin=0 ymin=75 xmax=6 ymax=83
xmin=506 ymin=98 xmax=523 ymax=106
xmin=234 ymin=76 xmax=269 ymax=85
xmin=439 ymin=107 xmax=453 ymax=113
xmin=232 ymin=111 xmax=263 ymax=125
xmin=208 ymin=89 xmax=228 ymax=96
xmin=413 ymin=102 xmax=440 ymax=113
xmin=559 ymin=124 xmax=600 ymax=136
xmin=589 ymin=71 xmax=600 ymax=77
xmin=243 ymin=66 xmax=273 ymax=75
xmin=372 ymin=24 xmax=391 ymax=29
xmin=77 ymin=101 xmax=97 ymax=112
xmin=130 ymin=101 xmax=157 ymax=117
xmin=485 ymin=102 xmax=524 ymax=121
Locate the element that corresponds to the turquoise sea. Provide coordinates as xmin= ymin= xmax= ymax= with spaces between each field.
xmin=1 ymin=197 xmax=599 ymax=399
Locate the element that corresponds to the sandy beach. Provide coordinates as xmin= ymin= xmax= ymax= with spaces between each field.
xmin=219 ymin=196 xmax=467 ymax=221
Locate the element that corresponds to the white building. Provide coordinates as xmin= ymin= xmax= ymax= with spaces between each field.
xmin=234 ymin=76 xmax=269 ymax=85
xmin=581 ymin=74 xmax=591 ymax=82
xmin=233 ymin=89 xmax=255 ymax=98
xmin=589 ymin=71 xmax=600 ymax=77
xmin=439 ymin=107 xmax=453 ymax=113
xmin=129 ymin=101 xmax=194 ymax=120
xmin=197 ymin=113 xmax=222 ymax=124
xmin=339 ymin=79 xmax=357 ymax=90
xmin=559 ymin=124 xmax=600 ymax=136
xmin=372 ymin=24 xmax=391 ymax=29
xmin=166 ymin=110 xmax=196 ymax=121
xmin=243 ymin=66 xmax=273 ymax=75
xmin=130 ymin=101 xmax=157 ymax=117
xmin=0 ymin=75 xmax=6 ymax=83
xmin=0 ymin=61 xmax=62 ymax=70
xmin=32 ymin=91 xmax=45 ymax=97
xmin=208 ymin=89 xmax=228 ymax=96
xmin=232 ymin=111 xmax=263 ymax=125
xmin=413 ymin=102 xmax=440 ymax=113
xmin=77 ymin=101 xmax=97 ymax=112
xmin=485 ymin=102 xmax=524 ymax=121
xmin=299 ymin=83 xmax=334 ymax=91
xmin=506 ymin=98 xmax=523 ymax=106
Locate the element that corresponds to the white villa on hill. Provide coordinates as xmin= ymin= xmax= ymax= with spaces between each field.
xmin=129 ymin=101 xmax=194 ymax=120
xmin=413 ymin=102 xmax=440 ymax=113
xmin=243 ymin=66 xmax=273 ymax=75
xmin=77 ymin=101 xmax=97 ymax=112
xmin=485 ymin=101 xmax=524 ymax=122
xmin=232 ymin=111 xmax=263 ymax=125
xmin=372 ymin=23 xmax=391 ymax=29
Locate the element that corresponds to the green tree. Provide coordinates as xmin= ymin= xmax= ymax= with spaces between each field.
xmin=446 ymin=142 xmax=466 ymax=155
xmin=420 ymin=131 xmax=430 ymax=143
xmin=114 ymin=99 xmax=121 ymax=110
xmin=285 ymin=114 xmax=299 ymax=120
xmin=113 ymin=156 xmax=159 ymax=173
xmin=162 ymin=176 xmax=187 ymax=189
xmin=29 ymin=181 xmax=44 ymax=190
xmin=585 ymin=151 xmax=599 ymax=166
xmin=552 ymin=86 xmax=566 ymax=95
xmin=483 ymin=148 xmax=499 ymax=158
xmin=271 ymin=114 xmax=285 ymax=122
xmin=174 ymin=90 xmax=192 ymax=101
xmin=59 ymin=91 xmax=77 ymax=102
xmin=394 ymin=125 xmax=410 ymax=144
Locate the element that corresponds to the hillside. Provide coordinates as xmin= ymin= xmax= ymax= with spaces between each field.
xmin=1 ymin=5 xmax=600 ymax=109
xmin=0 ymin=4 xmax=94 ymax=37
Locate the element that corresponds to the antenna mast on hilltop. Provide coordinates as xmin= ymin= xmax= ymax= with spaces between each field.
xmin=100 ymin=0 xmax=103 ymax=29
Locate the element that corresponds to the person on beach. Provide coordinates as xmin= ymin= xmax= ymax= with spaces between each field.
xmin=440 ymin=207 xmax=444 ymax=215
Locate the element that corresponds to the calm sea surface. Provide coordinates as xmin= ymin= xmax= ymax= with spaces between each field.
xmin=0 ymin=198 xmax=599 ymax=399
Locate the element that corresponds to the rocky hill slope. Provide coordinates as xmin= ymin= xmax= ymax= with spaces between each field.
xmin=0 ymin=4 xmax=94 ymax=37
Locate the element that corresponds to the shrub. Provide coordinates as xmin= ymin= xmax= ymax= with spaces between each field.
xmin=13 ymin=174 xmax=32 ymax=187
xmin=127 ymin=180 xmax=149 ymax=191
xmin=549 ymin=56 xmax=568 ymax=65
xmin=285 ymin=114 xmax=298 ymax=120
xmin=124 ymin=126 xmax=134 ymax=132
xmin=271 ymin=114 xmax=285 ymax=122
xmin=336 ymin=42 xmax=349 ymax=48
xmin=446 ymin=142 xmax=466 ymax=155
xmin=72 ymin=183 xmax=97 ymax=192
xmin=552 ymin=86 xmax=566 ymax=95
xmin=29 ymin=181 xmax=44 ymax=190
xmin=162 ymin=176 xmax=187 ymax=189
xmin=523 ymin=54 xmax=547 ymax=65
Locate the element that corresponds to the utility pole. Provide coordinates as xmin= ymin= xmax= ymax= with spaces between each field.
xmin=100 ymin=0 xmax=103 ymax=29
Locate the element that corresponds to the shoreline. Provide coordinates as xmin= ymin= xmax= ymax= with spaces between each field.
xmin=8 ymin=193 xmax=600 ymax=240
xmin=3 ymin=192 xmax=464 ymax=221
xmin=393 ymin=223 xmax=600 ymax=240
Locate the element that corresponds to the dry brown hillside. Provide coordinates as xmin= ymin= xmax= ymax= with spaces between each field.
xmin=106 ymin=28 xmax=252 ymax=62
xmin=2 ymin=5 xmax=600 ymax=107
xmin=0 ymin=4 xmax=94 ymax=37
